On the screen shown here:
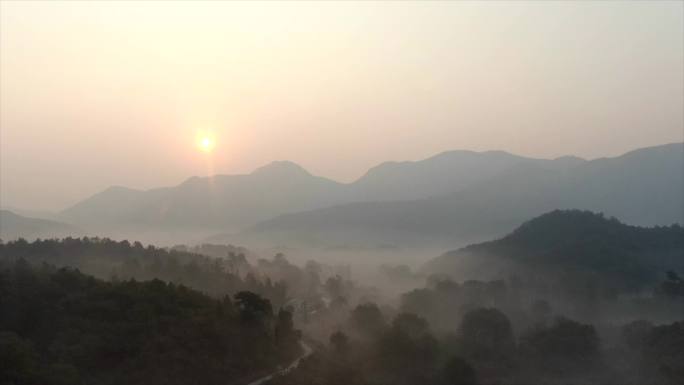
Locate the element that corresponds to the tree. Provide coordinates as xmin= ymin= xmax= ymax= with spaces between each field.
xmin=329 ymin=331 xmax=349 ymax=355
xmin=530 ymin=299 xmax=551 ymax=326
xmin=377 ymin=324 xmax=439 ymax=384
xmin=400 ymin=288 xmax=435 ymax=319
xmin=275 ymin=309 xmax=295 ymax=345
xmin=275 ymin=309 xmax=301 ymax=359
xmin=0 ymin=331 xmax=38 ymax=384
xmin=621 ymin=320 xmax=654 ymax=350
xmin=519 ymin=317 xmax=600 ymax=373
xmin=234 ymin=291 xmax=273 ymax=326
xmin=349 ymin=303 xmax=386 ymax=338
xmin=441 ymin=356 xmax=478 ymax=385
xmin=392 ymin=312 xmax=429 ymax=339
xmin=304 ymin=260 xmax=322 ymax=292
xmin=659 ymin=271 xmax=684 ymax=299
xmin=644 ymin=321 xmax=684 ymax=383
xmin=0 ymin=260 xmax=289 ymax=385
xmin=458 ymin=307 xmax=515 ymax=363
xmin=324 ymin=275 xmax=345 ymax=299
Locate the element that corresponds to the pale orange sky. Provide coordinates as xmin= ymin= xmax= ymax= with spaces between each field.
xmin=1 ymin=1 xmax=683 ymax=210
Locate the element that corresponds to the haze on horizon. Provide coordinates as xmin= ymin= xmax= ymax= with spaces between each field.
xmin=1 ymin=1 xmax=682 ymax=211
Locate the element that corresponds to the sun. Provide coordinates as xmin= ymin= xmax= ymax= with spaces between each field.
xmin=196 ymin=133 xmax=216 ymax=153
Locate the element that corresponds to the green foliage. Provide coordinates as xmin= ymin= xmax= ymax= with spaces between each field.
xmin=529 ymin=299 xmax=551 ymax=326
xmin=621 ymin=319 xmax=654 ymax=350
xmin=236 ymin=290 xmax=274 ymax=325
xmin=658 ymin=271 xmax=684 ymax=299
xmin=616 ymin=319 xmax=684 ymax=384
xmin=442 ymin=356 xmax=478 ymax=385
xmin=400 ymin=279 xmax=514 ymax=333
xmin=438 ymin=209 xmax=684 ymax=293
xmin=275 ymin=309 xmax=302 ymax=360
xmin=324 ymin=275 xmax=346 ymax=299
xmin=0 ymin=331 xmax=39 ymax=384
xmin=457 ymin=308 xmax=515 ymax=367
xmin=349 ymin=303 xmax=386 ymax=339
xmin=377 ymin=323 xmax=440 ymax=384
xmin=0 ymin=259 xmax=299 ymax=385
xmin=270 ymin=310 xmax=477 ymax=385
xmin=644 ymin=321 xmax=684 ymax=383
xmin=0 ymin=237 xmax=288 ymax=306
xmin=391 ymin=313 xmax=429 ymax=340
xmin=329 ymin=331 xmax=349 ymax=356
xmin=519 ymin=317 xmax=600 ymax=374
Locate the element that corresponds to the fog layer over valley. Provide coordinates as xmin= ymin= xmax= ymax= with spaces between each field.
xmin=2 ymin=208 xmax=683 ymax=385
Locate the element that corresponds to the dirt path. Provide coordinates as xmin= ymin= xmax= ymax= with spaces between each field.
xmin=246 ymin=341 xmax=313 ymax=385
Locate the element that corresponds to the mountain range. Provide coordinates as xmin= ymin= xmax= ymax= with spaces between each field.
xmin=237 ymin=143 xmax=683 ymax=249
xmin=2 ymin=142 xmax=681 ymax=248
xmin=59 ymin=150 xmax=585 ymax=231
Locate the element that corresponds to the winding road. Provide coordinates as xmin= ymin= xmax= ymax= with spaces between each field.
xmin=246 ymin=341 xmax=313 ymax=385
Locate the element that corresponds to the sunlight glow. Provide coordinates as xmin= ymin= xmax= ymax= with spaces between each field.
xmin=196 ymin=132 xmax=216 ymax=153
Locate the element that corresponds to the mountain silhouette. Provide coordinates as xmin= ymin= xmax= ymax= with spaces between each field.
xmin=0 ymin=210 xmax=84 ymax=241
xmin=240 ymin=143 xmax=683 ymax=249
xmin=57 ymin=143 xmax=682 ymax=246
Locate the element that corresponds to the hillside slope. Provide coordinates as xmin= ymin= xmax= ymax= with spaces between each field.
xmin=0 ymin=210 xmax=83 ymax=240
xmin=424 ymin=210 xmax=684 ymax=289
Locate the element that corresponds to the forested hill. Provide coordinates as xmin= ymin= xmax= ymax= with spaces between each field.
xmin=465 ymin=209 xmax=684 ymax=256
xmin=425 ymin=210 xmax=684 ymax=290
xmin=0 ymin=259 xmax=302 ymax=385
xmin=0 ymin=238 xmax=288 ymax=307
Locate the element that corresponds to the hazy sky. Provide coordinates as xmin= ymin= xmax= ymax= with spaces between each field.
xmin=1 ymin=1 xmax=682 ymax=211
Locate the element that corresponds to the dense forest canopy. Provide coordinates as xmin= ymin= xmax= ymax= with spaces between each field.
xmin=0 ymin=259 xmax=301 ymax=385
xmin=0 ymin=237 xmax=291 ymax=307
xmin=266 ymin=300 xmax=684 ymax=385
xmin=1 ymin=209 xmax=683 ymax=385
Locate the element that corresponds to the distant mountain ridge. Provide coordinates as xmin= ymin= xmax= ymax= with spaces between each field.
xmin=0 ymin=210 xmax=84 ymax=241
xmin=59 ymin=148 xmax=591 ymax=233
xmin=239 ymin=143 xmax=683 ymax=249
xmin=55 ymin=143 xmax=682 ymax=246
xmin=347 ymin=150 xmax=585 ymax=202
xmin=61 ymin=160 xmax=345 ymax=231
